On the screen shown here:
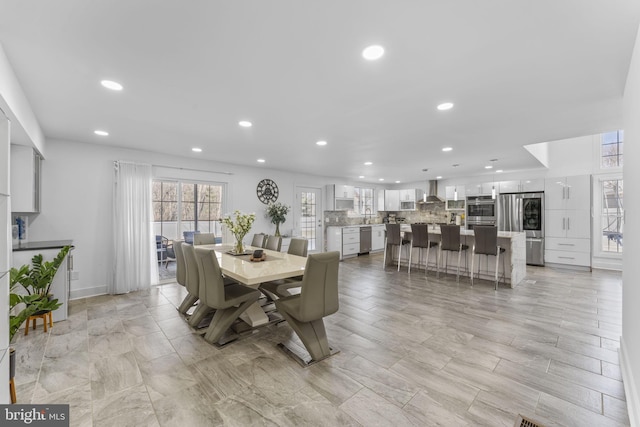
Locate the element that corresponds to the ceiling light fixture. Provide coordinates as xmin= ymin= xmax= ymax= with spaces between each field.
xmin=378 ymin=178 xmax=384 ymax=181
xmin=485 ymin=165 xmax=493 ymax=169
xmin=100 ymin=80 xmax=123 ymax=91
xmin=395 ymin=180 xmax=401 ymax=184
xmin=239 ymin=120 xmax=252 ymax=127
xmin=257 ymin=159 xmax=265 ymax=163
xmin=362 ymin=45 xmax=384 ymax=60
xmin=359 ymin=175 xmax=365 ymax=179
xmin=364 ymin=161 xmax=373 ymax=166
xmin=316 ymin=140 xmax=327 ymax=146
xmin=94 ymin=130 xmax=109 ymax=136
xmin=496 ymin=169 xmax=503 ymax=173
xmin=442 ymin=147 xmax=453 ymax=152
xmin=437 ymin=102 xmax=454 ymax=111
xmin=436 ymin=176 xmax=442 ymax=179
xmin=192 ymin=147 xmax=202 ymax=153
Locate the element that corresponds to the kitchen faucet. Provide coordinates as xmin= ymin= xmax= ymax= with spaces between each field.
xmin=364 ymin=207 xmax=372 ymax=224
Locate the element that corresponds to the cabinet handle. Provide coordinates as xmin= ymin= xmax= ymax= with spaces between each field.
xmin=567 ymin=218 xmax=570 ymax=230
xmin=558 ymin=243 xmax=575 ymax=246
xmin=562 ymin=218 xmax=565 ymax=230
xmin=559 ymin=256 xmax=575 ymax=259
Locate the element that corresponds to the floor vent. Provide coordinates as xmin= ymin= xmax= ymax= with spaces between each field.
xmin=514 ymin=414 xmax=545 ymax=427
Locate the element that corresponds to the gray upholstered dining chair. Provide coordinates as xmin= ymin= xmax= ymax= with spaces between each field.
xmin=383 ymin=223 xmax=411 ymax=271
xmin=193 ymin=233 xmax=216 ymax=245
xmin=408 ymin=223 xmax=439 ymax=275
xmin=173 ymin=240 xmax=186 ymax=287
xmin=274 ymin=251 xmax=340 ymax=366
xmin=258 ymin=238 xmax=308 ymax=301
xmin=471 ymin=225 xmax=506 ymax=290
xmin=178 ymin=243 xmax=202 ymax=318
xmin=264 ymin=235 xmax=282 ymax=252
xmin=251 ymin=233 xmax=267 ymax=248
xmin=194 ymin=247 xmax=261 ymax=345
xmin=438 ymin=225 xmax=469 ymax=282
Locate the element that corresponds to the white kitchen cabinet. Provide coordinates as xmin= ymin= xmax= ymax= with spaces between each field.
xmin=445 ymin=185 xmax=466 ymax=210
xmin=325 ymin=184 xmax=355 ymax=211
xmin=326 ymin=226 xmax=360 ymax=260
xmin=499 ymin=179 xmax=544 ymax=193
xmin=10 ymin=144 xmax=41 ymax=213
xmin=398 ymin=189 xmax=424 ymax=210
xmin=544 ymin=175 xmax=591 ymax=268
xmin=464 ymin=182 xmax=493 ymax=196
xmin=371 ymin=225 xmax=385 ymax=252
xmin=384 ymin=190 xmax=400 ymax=211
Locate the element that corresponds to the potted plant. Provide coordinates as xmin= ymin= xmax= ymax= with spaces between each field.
xmin=222 ymin=211 xmax=256 ymax=253
xmin=265 ymin=202 xmax=290 ymax=237
xmin=11 ymin=245 xmax=70 ymax=311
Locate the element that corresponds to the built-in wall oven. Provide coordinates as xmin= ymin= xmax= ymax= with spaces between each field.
xmin=466 ymin=195 xmax=497 ymax=228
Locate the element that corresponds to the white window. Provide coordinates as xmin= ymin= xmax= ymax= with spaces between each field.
xmin=601 ymin=130 xmax=623 ymax=169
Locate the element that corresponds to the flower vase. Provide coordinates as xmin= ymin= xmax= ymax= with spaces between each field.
xmin=275 ymin=223 xmax=281 ymax=237
xmin=235 ymin=236 xmax=245 ymax=254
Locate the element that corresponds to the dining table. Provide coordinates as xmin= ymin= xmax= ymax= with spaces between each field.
xmin=200 ymin=243 xmax=307 ymax=326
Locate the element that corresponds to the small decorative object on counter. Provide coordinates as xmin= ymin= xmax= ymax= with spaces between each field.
xmin=266 ymin=201 xmax=290 ymax=237
xmin=222 ymin=210 xmax=256 ymax=254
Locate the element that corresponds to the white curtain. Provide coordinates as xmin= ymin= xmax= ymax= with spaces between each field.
xmin=111 ymin=161 xmax=158 ymax=294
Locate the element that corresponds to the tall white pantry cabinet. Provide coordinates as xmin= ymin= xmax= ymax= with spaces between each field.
xmin=0 ymin=112 xmax=11 ymax=403
xmin=544 ymin=175 xmax=592 ymax=267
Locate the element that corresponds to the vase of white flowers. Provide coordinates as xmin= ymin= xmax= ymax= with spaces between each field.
xmin=266 ymin=202 xmax=290 ymax=237
xmin=221 ymin=210 xmax=256 ymax=253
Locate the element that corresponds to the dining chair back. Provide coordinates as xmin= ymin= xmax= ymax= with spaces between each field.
xmin=471 ymin=225 xmax=506 ymax=290
xmin=177 ymin=243 xmax=201 ymax=317
xmin=287 ymin=238 xmax=308 ymax=257
xmin=265 ymin=235 xmax=282 ymax=252
xmin=193 ymin=233 xmax=216 ymax=245
xmin=194 ymin=247 xmax=261 ymax=345
xmin=173 ymin=240 xmax=186 ymax=287
xmin=438 ymin=225 xmax=469 ymax=282
xmin=408 ymin=223 xmax=438 ymax=275
xmin=383 ymin=223 xmax=410 ymax=271
xmin=251 ymin=233 xmax=266 ymax=248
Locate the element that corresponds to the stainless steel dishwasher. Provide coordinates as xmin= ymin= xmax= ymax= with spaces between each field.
xmin=360 ymin=226 xmax=372 ymax=254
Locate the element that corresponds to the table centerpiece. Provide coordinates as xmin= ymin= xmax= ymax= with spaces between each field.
xmin=222 ymin=210 xmax=256 ymax=254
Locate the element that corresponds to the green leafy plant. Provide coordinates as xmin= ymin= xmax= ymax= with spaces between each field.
xmin=265 ymin=202 xmax=290 ymax=236
xmin=221 ymin=211 xmax=256 ymax=253
xmin=9 ymin=274 xmax=57 ymax=342
xmin=13 ymin=245 xmax=70 ymax=299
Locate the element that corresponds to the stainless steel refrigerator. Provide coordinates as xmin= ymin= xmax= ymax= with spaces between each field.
xmin=498 ymin=192 xmax=544 ymax=266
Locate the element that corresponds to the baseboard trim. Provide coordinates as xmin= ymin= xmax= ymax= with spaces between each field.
xmin=620 ymin=336 xmax=639 ymax=427
xmin=69 ymin=285 xmax=108 ymax=300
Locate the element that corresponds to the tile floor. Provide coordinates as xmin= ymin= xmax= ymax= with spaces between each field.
xmin=11 ymin=253 xmax=630 ymax=426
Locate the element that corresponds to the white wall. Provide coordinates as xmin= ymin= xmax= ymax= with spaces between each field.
xmin=25 ymin=138 xmax=367 ymax=298
xmin=621 ymin=25 xmax=640 ymax=427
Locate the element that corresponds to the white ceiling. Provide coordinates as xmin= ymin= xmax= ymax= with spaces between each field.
xmin=0 ymin=1 xmax=638 ymax=183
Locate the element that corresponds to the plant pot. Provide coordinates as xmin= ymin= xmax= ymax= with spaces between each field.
xmin=9 ymin=347 xmax=15 ymax=379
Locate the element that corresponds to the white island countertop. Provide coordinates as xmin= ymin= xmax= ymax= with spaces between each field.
xmin=399 ymin=224 xmax=525 ymax=239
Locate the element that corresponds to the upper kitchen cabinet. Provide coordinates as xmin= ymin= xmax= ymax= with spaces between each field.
xmin=325 ymin=184 xmax=355 ymax=211
xmin=384 ymin=189 xmax=400 ymax=211
xmin=398 ymin=189 xmax=424 ymax=210
xmin=10 ymin=144 xmax=41 ymax=213
xmin=464 ymin=182 xmax=494 ymax=196
xmin=445 ymin=185 xmax=466 ymax=210
xmin=545 ymin=175 xmax=590 ymax=210
xmin=499 ymin=179 xmax=545 ymax=194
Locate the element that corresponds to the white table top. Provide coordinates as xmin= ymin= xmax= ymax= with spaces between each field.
xmin=199 ymin=244 xmax=307 ymax=286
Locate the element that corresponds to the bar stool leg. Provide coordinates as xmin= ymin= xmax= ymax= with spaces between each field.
xmin=470 ymin=249 xmax=475 ymax=287
xmin=383 ymin=239 xmax=388 ymax=269
xmin=495 ymin=251 xmax=500 ymax=290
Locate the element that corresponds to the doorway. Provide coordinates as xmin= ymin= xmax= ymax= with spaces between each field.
xmin=294 ymin=186 xmax=323 ymax=253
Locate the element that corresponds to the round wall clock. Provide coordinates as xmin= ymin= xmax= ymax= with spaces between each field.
xmin=256 ymin=178 xmax=279 ymax=204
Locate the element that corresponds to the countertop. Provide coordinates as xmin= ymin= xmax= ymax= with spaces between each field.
xmin=12 ymin=240 xmax=74 ymax=252
xmin=399 ymin=224 xmax=524 ymax=239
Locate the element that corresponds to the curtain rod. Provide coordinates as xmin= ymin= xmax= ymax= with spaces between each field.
xmin=113 ymin=160 xmax=233 ymax=175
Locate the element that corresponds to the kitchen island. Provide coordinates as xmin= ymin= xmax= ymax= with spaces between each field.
xmin=389 ymin=225 xmax=526 ymax=288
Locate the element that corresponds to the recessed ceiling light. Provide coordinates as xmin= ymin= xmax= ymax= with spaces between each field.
xmin=436 ymin=176 xmax=443 ymax=179
xmin=316 ymin=140 xmax=327 ymax=146
xmin=359 ymin=175 xmax=365 ymax=179
xmin=437 ymin=102 xmax=454 ymax=111
xmin=257 ymin=158 xmax=265 ymax=163
xmin=496 ymin=170 xmax=503 ymax=173
xmin=485 ymin=165 xmax=493 ymax=169
xmin=239 ymin=120 xmax=252 ymax=128
xmin=192 ymin=147 xmax=202 ymax=153
xmin=395 ymin=181 xmax=401 ymax=184
xmin=100 ymin=80 xmax=123 ymax=91
xmin=378 ymin=178 xmax=384 ymax=181
xmin=364 ymin=161 xmax=373 ymax=166
xmin=362 ymin=45 xmax=384 ymax=60
xmin=442 ymin=147 xmax=453 ymax=152
xmin=94 ymin=130 xmax=109 ymax=136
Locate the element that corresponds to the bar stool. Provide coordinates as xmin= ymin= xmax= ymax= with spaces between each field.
xmin=438 ymin=225 xmax=469 ymax=282
xmin=408 ymin=223 xmax=439 ymax=275
xmin=383 ymin=224 xmax=411 ymax=271
xmin=471 ymin=225 xmax=506 ymax=290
